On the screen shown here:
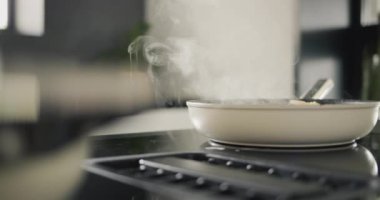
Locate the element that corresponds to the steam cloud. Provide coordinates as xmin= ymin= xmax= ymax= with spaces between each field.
xmin=131 ymin=0 xmax=298 ymax=104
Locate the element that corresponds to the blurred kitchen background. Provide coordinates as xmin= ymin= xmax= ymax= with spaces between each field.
xmin=0 ymin=0 xmax=380 ymax=199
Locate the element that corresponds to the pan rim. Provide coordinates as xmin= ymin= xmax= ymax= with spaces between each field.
xmin=186 ymin=99 xmax=380 ymax=110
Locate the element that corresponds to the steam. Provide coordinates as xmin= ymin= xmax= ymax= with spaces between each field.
xmin=128 ymin=36 xmax=167 ymax=66
xmin=130 ymin=0 xmax=298 ymax=104
xmin=128 ymin=36 xmax=266 ymax=104
xmin=128 ymin=36 xmax=187 ymax=105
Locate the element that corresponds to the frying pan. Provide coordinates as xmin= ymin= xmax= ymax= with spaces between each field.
xmin=187 ymin=81 xmax=380 ymax=147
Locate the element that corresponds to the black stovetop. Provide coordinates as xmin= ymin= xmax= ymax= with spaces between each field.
xmin=79 ymin=129 xmax=380 ymax=200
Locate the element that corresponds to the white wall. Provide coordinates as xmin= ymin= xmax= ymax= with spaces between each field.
xmin=146 ymin=0 xmax=298 ymax=100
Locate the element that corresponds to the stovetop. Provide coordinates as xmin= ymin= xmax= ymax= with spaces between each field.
xmin=84 ymin=129 xmax=380 ymax=200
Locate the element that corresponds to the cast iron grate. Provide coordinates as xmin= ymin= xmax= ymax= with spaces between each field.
xmin=85 ymin=152 xmax=380 ymax=200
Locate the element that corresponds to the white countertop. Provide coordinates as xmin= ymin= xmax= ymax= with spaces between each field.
xmin=89 ymin=108 xmax=194 ymax=136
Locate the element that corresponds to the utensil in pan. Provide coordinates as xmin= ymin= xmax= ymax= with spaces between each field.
xmin=186 ymin=81 xmax=380 ymax=147
xmin=300 ymin=78 xmax=334 ymax=99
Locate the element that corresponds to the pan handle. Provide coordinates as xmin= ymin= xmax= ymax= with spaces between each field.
xmin=300 ymin=79 xmax=334 ymax=99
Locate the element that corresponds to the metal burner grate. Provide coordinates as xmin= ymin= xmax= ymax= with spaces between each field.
xmin=85 ymin=152 xmax=380 ymax=200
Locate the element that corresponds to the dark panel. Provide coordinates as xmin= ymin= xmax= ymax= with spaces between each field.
xmin=1 ymin=0 xmax=145 ymax=63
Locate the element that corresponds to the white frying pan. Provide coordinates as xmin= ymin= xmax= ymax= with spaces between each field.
xmin=187 ymin=80 xmax=380 ymax=147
